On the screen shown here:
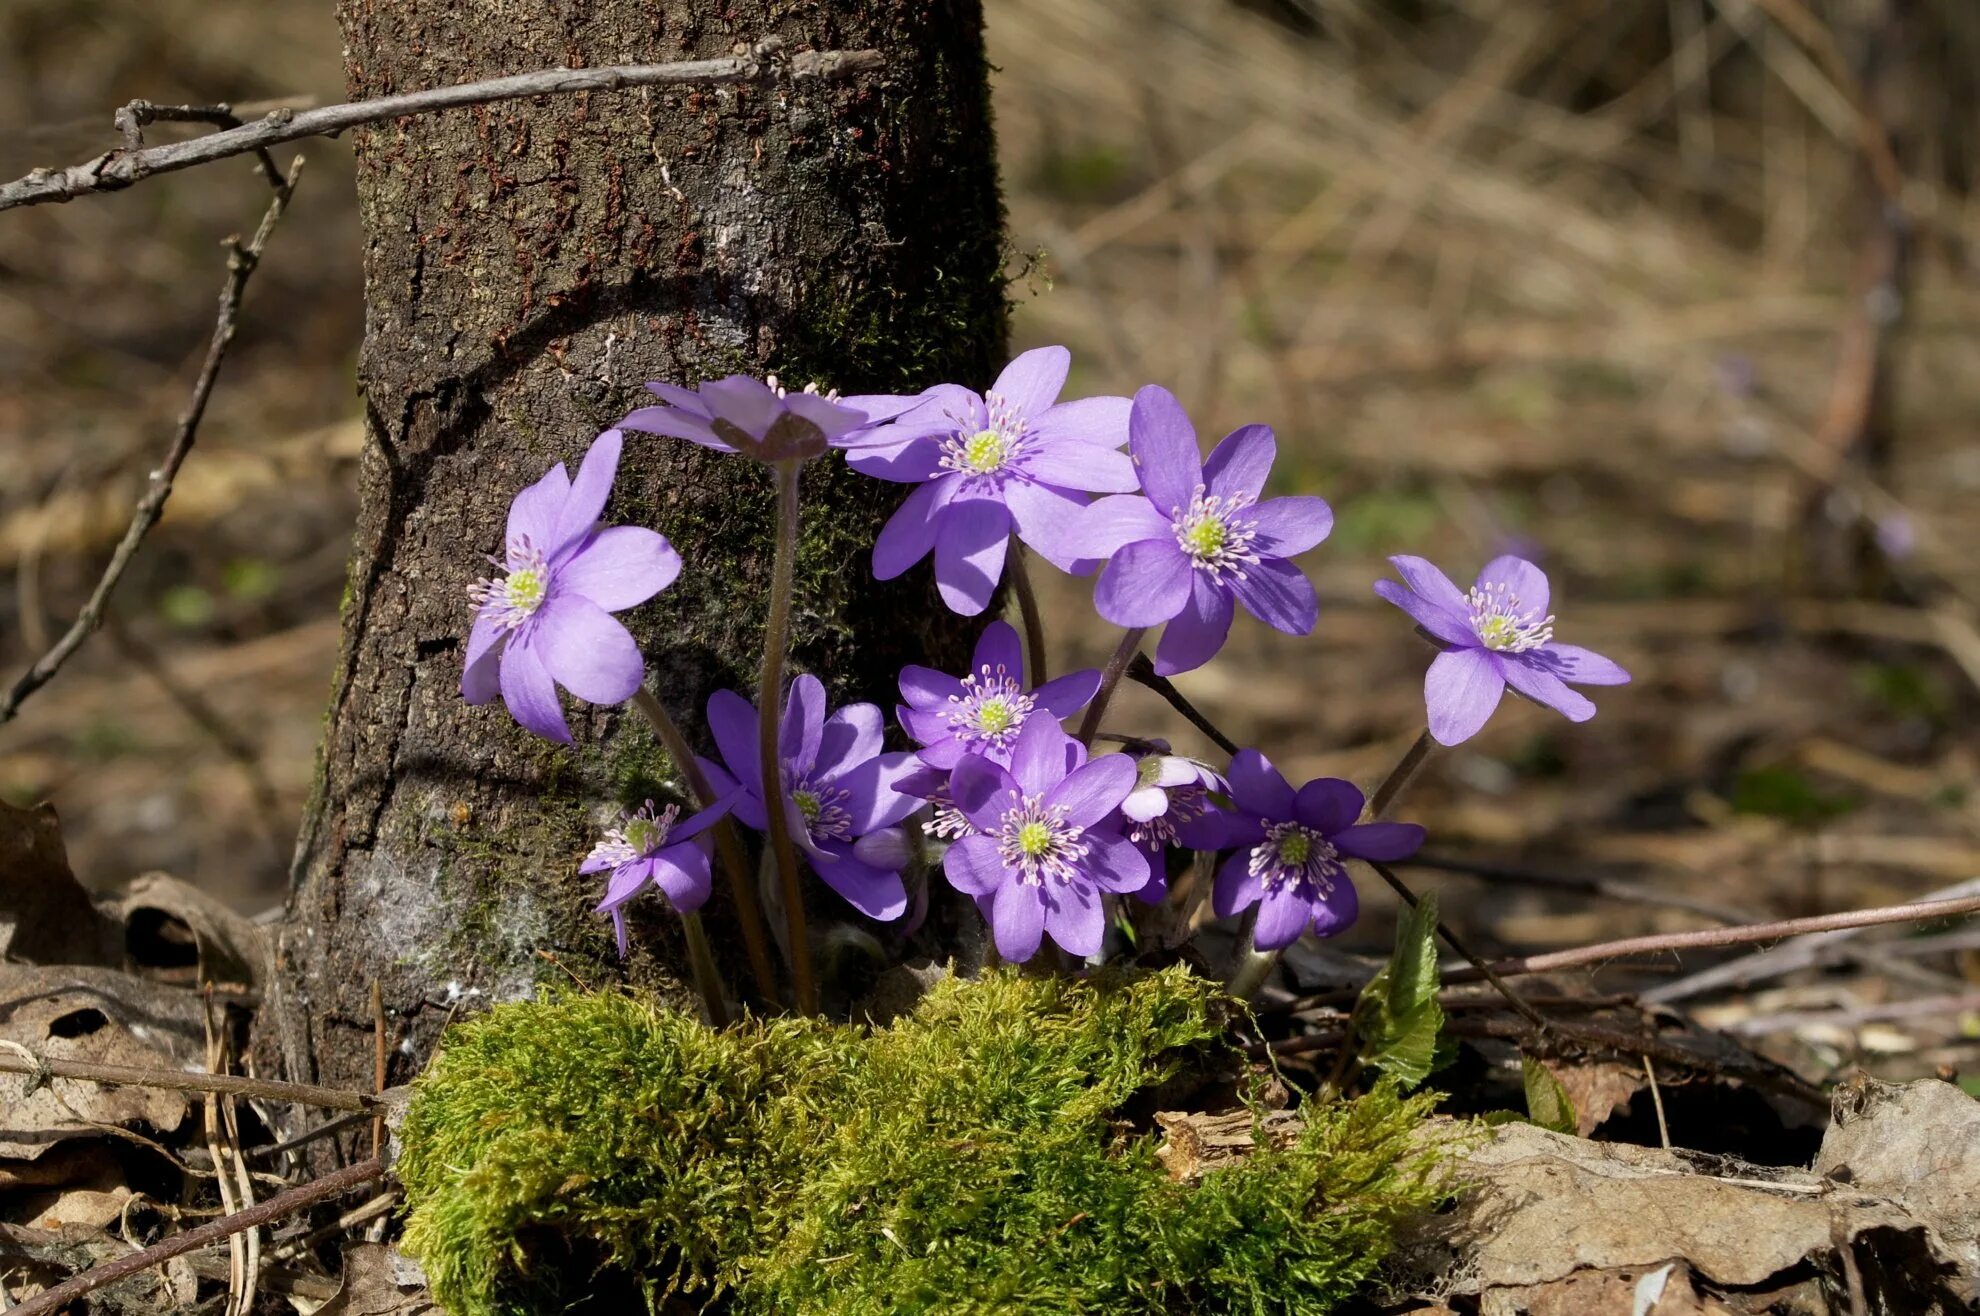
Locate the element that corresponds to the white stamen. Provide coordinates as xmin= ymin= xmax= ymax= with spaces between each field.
xmin=1247 ymin=820 xmax=1344 ymax=894
xmin=1465 ymin=581 xmax=1556 ymax=653
xmin=467 ymin=535 xmax=552 ymax=631
xmin=938 ymin=392 xmax=1027 ymax=479
xmin=945 ymin=663 xmax=1035 ymax=752
xmin=1171 ymin=485 xmax=1262 ymax=581
xmin=994 ymin=789 xmax=1088 ymax=886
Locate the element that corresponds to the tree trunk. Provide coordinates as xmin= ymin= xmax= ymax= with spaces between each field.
xmin=261 ymin=0 xmax=1005 ymax=1094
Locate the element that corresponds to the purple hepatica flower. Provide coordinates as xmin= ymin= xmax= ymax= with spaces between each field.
xmin=849 ymin=346 xmax=1139 ymax=615
xmin=618 ymin=374 xmax=916 ymax=465
xmin=942 ymin=715 xmax=1148 ymax=962
xmin=897 ymin=620 xmax=1102 ymax=770
xmin=698 ymin=674 xmax=921 ymax=921
xmin=463 ymin=430 xmax=681 ymax=744
xmin=583 ymin=800 xmax=721 ymax=959
xmin=1114 ymin=745 xmax=1229 ymax=903
xmin=1209 ymin=751 xmax=1425 ymax=951
xmin=1068 ymin=385 xmax=1333 ymax=676
xmin=1373 ymin=554 xmax=1631 ymax=747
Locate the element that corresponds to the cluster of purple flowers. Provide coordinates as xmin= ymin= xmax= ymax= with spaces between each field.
xmin=458 ymin=347 xmax=1630 ymax=967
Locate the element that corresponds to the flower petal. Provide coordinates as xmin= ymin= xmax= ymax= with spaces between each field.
xmin=618 ymin=406 xmax=734 ymax=450
xmin=932 ymin=495 xmax=1011 ymax=616
xmin=843 ymin=435 xmax=945 ymax=483
xmin=1043 ymin=881 xmax=1105 ymax=958
xmin=1389 ymin=555 xmax=1469 ymax=614
xmin=1228 ymin=557 xmax=1318 ymax=636
xmin=706 ymin=689 xmax=762 ymax=788
xmin=532 ymin=595 xmax=643 ymax=706
xmin=1308 ymin=872 xmax=1359 ymax=938
xmin=1128 ymin=384 xmax=1202 ymax=515
xmin=1122 ymin=783 xmax=1169 ymax=822
xmin=810 ymin=844 xmax=908 ymax=920
xmin=1476 ymin=555 xmax=1549 ymax=616
xmin=951 ymin=753 xmax=1022 ymax=834
xmin=1007 ymin=713 xmax=1078 ymax=799
xmin=1032 ymin=668 xmax=1102 ymax=718
xmin=1004 ymin=480 xmax=1098 ymax=573
xmin=1029 ymin=394 xmax=1131 ymax=447
xmin=699 ymin=375 xmax=782 ymax=438
xmin=898 ymin=664 xmax=965 ymax=711
xmin=872 ymin=477 xmax=956 ymax=580
xmin=550 ymin=429 xmax=622 ymax=552
xmin=1060 ymin=493 xmax=1171 ymax=561
xmin=1083 ymin=832 xmax=1151 ymax=895
xmin=1095 ymin=538 xmax=1193 ymax=627
xmin=1227 ymin=748 xmax=1296 ymax=820
xmin=1293 ymin=778 xmax=1365 ymax=834
xmin=650 ymin=842 xmax=713 ymax=913
xmin=1045 ymin=753 xmax=1137 ymax=828
xmin=1425 ymin=647 xmax=1507 ymax=746
xmin=1019 ymin=443 xmax=1139 ymax=494
xmin=779 ymin=674 xmax=827 ymax=773
xmin=555 ymin=527 xmax=681 ymax=612
xmin=1203 ymin=423 xmax=1275 ymax=500
xmin=991 ymin=880 xmax=1046 ymax=961
xmin=971 ymin=620 xmax=1025 ymax=682
xmin=462 ymin=614 xmax=506 ymax=704
xmin=853 ymin=827 xmax=912 ymax=872
xmin=943 ymin=833 xmax=1006 ymax=896
xmin=506 ymin=461 xmax=571 ymax=552
xmin=1248 ymin=495 xmax=1333 ymax=557
xmin=834 ymin=751 xmax=923 ymax=832
xmin=991 ymin=345 xmax=1069 ymax=418
xmin=1538 ymin=643 xmax=1631 ymax=686
xmin=1212 ymin=850 xmax=1263 ymax=917
xmin=1153 ymin=572 xmax=1234 ymax=676
xmin=1500 ymin=655 xmax=1597 ymax=722
xmin=1253 ymin=884 xmax=1314 ymax=950
xmin=816 ymin=703 xmax=886 ymax=779
xmin=1373 ymin=579 xmax=1477 ymax=647
xmin=498 ymin=640 xmax=570 ymax=743
xmin=1332 ymin=822 xmax=1425 ymax=862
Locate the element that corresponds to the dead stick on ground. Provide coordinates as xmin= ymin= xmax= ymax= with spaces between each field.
xmin=0 ymin=155 xmax=303 ymax=724
xmin=0 ymin=42 xmax=881 ymax=213
xmin=0 ymin=1048 xmax=376 ymax=1113
xmin=9 ymin=1157 xmax=386 ymax=1316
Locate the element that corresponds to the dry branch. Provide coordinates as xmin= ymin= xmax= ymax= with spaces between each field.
xmin=0 ymin=156 xmax=302 ymax=724
xmin=0 ymin=1046 xmax=377 ymax=1112
xmin=0 ymin=43 xmax=882 ymax=213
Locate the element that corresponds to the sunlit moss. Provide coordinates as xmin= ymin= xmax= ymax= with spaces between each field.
xmin=397 ymin=967 xmax=1450 ymax=1315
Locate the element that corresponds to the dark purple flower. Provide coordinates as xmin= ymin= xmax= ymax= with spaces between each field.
xmin=1373 ymin=554 xmax=1631 ymax=746
xmin=463 ymin=430 xmax=681 ymax=744
xmin=698 ymin=674 xmax=922 ymax=921
xmin=1067 ymin=385 xmax=1333 ymax=675
xmin=583 ymin=799 xmax=721 ymax=958
xmin=1113 ymin=745 xmax=1229 ymax=903
xmin=897 ymin=620 xmax=1101 ymax=770
xmin=618 ymin=374 xmax=916 ymax=465
xmin=942 ymin=715 xmax=1148 ymax=961
xmin=849 ymin=346 xmax=1138 ymax=615
xmin=1208 ymin=751 xmax=1425 ymax=950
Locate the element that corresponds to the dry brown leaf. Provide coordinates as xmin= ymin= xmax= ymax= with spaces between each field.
xmin=1536 ymin=1056 xmax=1646 ymax=1137
xmin=1815 ymin=1077 xmax=1980 ymax=1275
xmin=1479 ymin=1261 xmax=1736 ymax=1316
xmin=112 ymin=871 xmax=267 ymax=987
xmin=23 ymin=1185 xmax=132 ymax=1232
xmin=315 ymin=1243 xmax=439 ymax=1316
xmin=0 ymin=798 xmax=117 ymax=966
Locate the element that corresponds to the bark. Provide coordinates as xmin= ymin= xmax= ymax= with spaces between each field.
xmin=262 ymin=0 xmax=1005 ymax=1094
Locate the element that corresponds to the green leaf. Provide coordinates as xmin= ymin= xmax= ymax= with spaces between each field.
xmin=1354 ymin=894 xmax=1447 ymax=1089
xmin=1521 ymin=1055 xmax=1578 ymax=1133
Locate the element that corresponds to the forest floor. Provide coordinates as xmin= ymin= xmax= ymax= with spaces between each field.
xmin=2 ymin=0 xmax=1979 ymax=1311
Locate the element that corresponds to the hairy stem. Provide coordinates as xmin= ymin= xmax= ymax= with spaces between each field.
xmin=1075 ymin=627 xmax=1148 ymax=746
xmin=630 ymin=686 xmax=779 ymax=1004
xmin=1008 ymin=543 xmax=1049 ymax=685
xmin=679 ymin=912 xmax=731 ymax=1028
xmin=760 ymin=461 xmax=817 ymax=1015
xmin=1365 ymin=728 xmax=1435 ymax=821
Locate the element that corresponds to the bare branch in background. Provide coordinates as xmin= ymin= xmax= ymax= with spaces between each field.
xmin=0 ymin=42 xmax=882 ymax=213
xmin=0 ymin=155 xmax=303 ymax=724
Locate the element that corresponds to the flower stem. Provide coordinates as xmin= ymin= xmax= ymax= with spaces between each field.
xmin=760 ymin=460 xmax=818 ymax=1015
xmin=630 ymin=686 xmax=779 ymax=1006
xmin=1365 ymin=727 xmax=1435 ymax=821
xmin=679 ymin=912 xmax=730 ymax=1028
xmin=1225 ymin=909 xmax=1274 ymax=1000
xmin=1075 ymin=627 xmax=1147 ymax=747
xmin=1008 ymin=543 xmax=1049 ymax=685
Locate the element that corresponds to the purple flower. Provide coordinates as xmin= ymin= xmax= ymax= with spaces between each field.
xmin=618 ymin=374 xmax=916 ymax=464
xmin=1114 ymin=745 xmax=1229 ymax=902
xmin=1373 ymin=554 xmax=1631 ymax=746
xmin=583 ymin=800 xmax=721 ymax=958
xmin=698 ymin=674 xmax=922 ymax=921
xmin=462 ymin=430 xmax=681 ymax=744
xmin=897 ymin=620 xmax=1102 ymax=770
xmin=1208 ymin=751 xmax=1425 ymax=951
xmin=848 ymin=346 xmax=1139 ymax=615
xmin=942 ymin=715 xmax=1149 ymax=961
xmin=1067 ymin=386 xmax=1333 ymax=675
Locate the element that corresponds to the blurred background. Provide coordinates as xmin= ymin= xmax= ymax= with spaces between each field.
xmin=3 ymin=2 xmax=1977 ymax=1071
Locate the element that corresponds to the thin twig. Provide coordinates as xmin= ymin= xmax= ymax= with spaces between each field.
xmin=112 ymin=101 xmax=284 ymax=192
xmin=0 ymin=1049 xmax=376 ymax=1112
xmin=9 ymin=1157 xmax=386 ymax=1316
xmin=370 ymin=980 xmax=387 ymax=1157
xmin=1124 ymin=652 xmax=1239 ymax=754
xmin=1644 ymin=1055 xmax=1671 ymax=1150
xmin=0 ymin=43 xmax=882 ymax=213
xmin=0 ymin=155 xmax=303 ymax=724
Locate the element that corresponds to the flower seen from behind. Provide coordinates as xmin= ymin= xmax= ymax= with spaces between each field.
xmin=1113 ymin=744 xmax=1228 ymax=902
xmin=699 ymin=674 xmax=922 ymax=921
xmin=1208 ymin=750 xmax=1425 ymax=951
xmin=897 ymin=620 xmax=1101 ymax=769
xmin=941 ymin=715 xmax=1148 ymax=961
xmin=1067 ymin=385 xmax=1333 ymax=675
xmin=1373 ymin=554 xmax=1630 ymax=746
xmin=462 ymin=429 xmax=681 ymax=744
xmin=618 ymin=374 xmax=915 ymax=465
xmin=851 ymin=346 xmax=1139 ymax=615
xmin=583 ymin=799 xmax=721 ymax=958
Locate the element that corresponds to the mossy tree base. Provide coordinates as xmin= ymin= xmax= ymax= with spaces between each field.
xmin=397 ymin=967 xmax=1451 ymax=1315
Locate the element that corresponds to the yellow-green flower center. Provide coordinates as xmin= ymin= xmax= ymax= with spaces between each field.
xmin=961 ymin=428 xmax=1007 ymax=474
xmin=1015 ymin=820 xmax=1054 ymax=857
xmin=623 ymin=817 xmax=664 ymax=854
xmin=793 ymin=790 xmax=822 ymax=823
xmin=1183 ymin=516 xmax=1227 ymax=559
xmin=504 ymin=566 xmax=548 ymax=613
xmin=1276 ymin=830 xmax=1312 ymax=865
xmin=973 ymin=697 xmax=1016 ymax=736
